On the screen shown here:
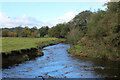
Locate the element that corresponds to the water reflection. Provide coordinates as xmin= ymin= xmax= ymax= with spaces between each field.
xmin=73 ymin=56 xmax=120 ymax=78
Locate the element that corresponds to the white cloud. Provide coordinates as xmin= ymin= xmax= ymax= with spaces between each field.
xmin=57 ymin=12 xmax=77 ymax=22
xmin=0 ymin=11 xmax=77 ymax=28
xmin=0 ymin=12 xmax=44 ymax=28
xmin=48 ymin=12 xmax=77 ymax=27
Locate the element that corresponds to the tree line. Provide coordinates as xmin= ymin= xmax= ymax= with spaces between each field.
xmin=1 ymin=23 xmax=71 ymax=38
xmin=2 ymin=26 xmax=49 ymax=38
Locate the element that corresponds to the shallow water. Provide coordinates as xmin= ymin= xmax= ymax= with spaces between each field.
xmin=2 ymin=43 xmax=120 ymax=78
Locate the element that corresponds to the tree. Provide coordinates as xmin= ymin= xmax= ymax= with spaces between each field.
xmin=2 ymin=29 xmax=9 ymax=37
xmin=8 ymin=31 xmax=17 ymax=37
xmin=31 ymin=26 xmax=37 ymax=32
xmin=48 ymin=24 xmax=64 ymax=38
xmin=39 ymin=26 xmax=49 ymax=37
xmin=23 ymin=26 xmax=31 ymax=37
xmin=67 ymin=27 xmax=81 ymax=45
xmin=31 ymin=31 xmax=38 ymax=38
xmin=15 ymin=26 xmax=23 ymax=37
xmin=0 ymin=28 xmax=2 ymax=37
xmin=60 ymin=23 xmax=70 ymax=38
xmin=107 ymin=2 xmax=119 ymax=12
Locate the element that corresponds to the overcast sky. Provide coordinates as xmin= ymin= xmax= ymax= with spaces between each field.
xmin=0 ymin=1 xmax=108 ymax=28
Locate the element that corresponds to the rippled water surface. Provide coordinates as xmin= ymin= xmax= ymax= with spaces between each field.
xmin=2 ymin=43 xmax=120 ymax=78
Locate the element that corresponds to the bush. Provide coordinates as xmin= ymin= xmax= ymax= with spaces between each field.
xmin=22 ymin=55 xmax=29 ymax=61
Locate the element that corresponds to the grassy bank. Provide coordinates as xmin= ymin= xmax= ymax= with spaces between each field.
xmin=2 ymin=37 xmax=65 ymax=68
xmin=67 ymin=39 xmax=120 ymax=61
xmin=2 ymin=37 xmax=65 ymax=54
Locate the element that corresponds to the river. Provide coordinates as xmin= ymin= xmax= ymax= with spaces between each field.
xmin=2 ymin=43 xmax=120 ymax=78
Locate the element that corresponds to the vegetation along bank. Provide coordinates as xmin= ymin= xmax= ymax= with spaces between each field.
xmin=1 ymin=37 xmax=65 ymax=68
xmin=66 ymin=2 xmax=120 ymax=61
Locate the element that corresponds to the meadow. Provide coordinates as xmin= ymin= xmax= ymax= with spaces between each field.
xmin=2 ymin=37 xmax=65 ymax=53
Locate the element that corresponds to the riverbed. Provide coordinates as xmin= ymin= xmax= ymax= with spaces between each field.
xmin=2 ymin=43 xmax=120 ymax=78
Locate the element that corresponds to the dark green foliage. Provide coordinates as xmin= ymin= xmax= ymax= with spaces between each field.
xmin=39 ymin=26 xmax=49 ymax=37
xmin=48 ymin=25 xmax=61 ymax=38
xmin=60 ymin=23 xmax=70 ymax=38
xmin=48 ymin=23 xmax=70 ymax=38
xmin=66 ymin=11 xmax=92 ymax=44
xmin=86 ymin=2 xmax=119 ymax=47
xmin=73 ymin=10 xmax=92 ymax=26
xmin=107 ymin=2 xmax=120 ymax=12
xmin=31 ymin=26 xmax=37 ymax=32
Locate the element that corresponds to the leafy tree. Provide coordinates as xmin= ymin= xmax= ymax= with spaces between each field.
xmin=60 ymin=23 xmax=70 ymax=38
xmin=31 ymin=26 xmax=37 ymax=32
xmin=23 ymin=26 xmax=31 ymax=37
xmin=39 ymin=26 xmax=49 ymax=37
xmin=31 ymin=31 xmax=38 ymax=38
xmin=15 ymin=26 xmax=23 ymax=37
xmin=2 ymin=29 xmax=9 ymax=37
xmin=107 ymin=2 xmax=119 ymax=12
xmin=67 ymin=27 xmax=81 ymax=45
xmin=48 ymin=24 xmax=62 ymax=38
xmin=8 ymin=31 xmax=17 ymax=37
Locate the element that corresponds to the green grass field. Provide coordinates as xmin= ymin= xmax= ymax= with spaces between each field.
xmin=2 ymin=37 xmax=65 ymax=53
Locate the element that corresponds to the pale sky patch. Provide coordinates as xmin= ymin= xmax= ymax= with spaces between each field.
xmin=0 ymin=12 xmax=43 ymax=28
xmin=47 ymin=12 xmax=77 ymax=27
xmin=0 ymin=11 xmax=77 ymax=28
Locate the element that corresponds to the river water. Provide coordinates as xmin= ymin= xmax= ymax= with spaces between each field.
xmin=2 ymin=43 xmax=120 ymax=78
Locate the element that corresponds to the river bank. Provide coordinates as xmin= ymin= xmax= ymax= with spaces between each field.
xmin=67 ymin=40 xmax=120 ymax=61
xmin=2 ymin=37 xmax=65 ymax=68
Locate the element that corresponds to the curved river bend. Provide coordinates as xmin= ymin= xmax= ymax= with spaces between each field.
xmin=2 ymin=43 xmax=120 ymax=78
